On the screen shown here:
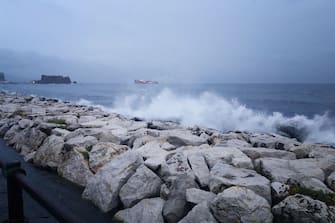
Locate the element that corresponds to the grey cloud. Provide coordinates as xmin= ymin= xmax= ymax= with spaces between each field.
xmin=0 ymin=0 xmax=335 ymax=83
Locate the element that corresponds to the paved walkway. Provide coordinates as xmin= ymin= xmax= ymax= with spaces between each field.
xmin=0 ymin=140 xmax=113 ymax=223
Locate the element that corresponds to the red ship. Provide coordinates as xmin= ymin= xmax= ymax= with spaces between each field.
xmin=134 ymin=80 xmax=159 ymax=84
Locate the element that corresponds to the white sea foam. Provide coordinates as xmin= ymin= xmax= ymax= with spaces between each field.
xmin=77 ymin=88 xmax=335 ymax=144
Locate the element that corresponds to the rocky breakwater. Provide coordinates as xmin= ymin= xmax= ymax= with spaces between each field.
xmin=1 ymin=92 xmax=335 ymax=223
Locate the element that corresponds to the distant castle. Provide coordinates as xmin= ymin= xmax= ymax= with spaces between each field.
xmin=33 ymin=75 xmax=72 ymax=84
xmin=0 ymin=72 xmax=8 ymax=84
xmin=0 ymin=72 xmax=5 ymax=82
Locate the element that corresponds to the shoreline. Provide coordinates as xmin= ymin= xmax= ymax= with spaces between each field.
xmin=1 ymin=92 xmax=335 ymax=222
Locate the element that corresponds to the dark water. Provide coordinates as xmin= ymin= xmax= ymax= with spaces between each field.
xmin=1 ymin=83 xmax=335 ymax=117
xmin=1 ymin=83 xmax=335 ymax=144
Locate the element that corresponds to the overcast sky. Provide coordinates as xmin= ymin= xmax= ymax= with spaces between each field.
xmin=1 ymin=0 xmax=335 ymax=83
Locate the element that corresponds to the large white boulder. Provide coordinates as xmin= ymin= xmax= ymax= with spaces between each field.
xmin=210 ymin=187 xmax=273 ymax=223
xmin=215 ymin=139 xmax=251 ymax=148
xmin=135 ymin=140 xmax=170 ymax=170
xmin=271 ymin=182 xmax=290 ymax=203
xmin=88 ymin=142 xmax=129 ymax=173
xmin=57 ymin=148 xmax=93 ymax=187
xmin=209 ymin=163 xmax=271 ymax=203
xmin=65 ymin=135 xmax=98 ymax=150
xmin=161 ymin=129 xmax=208 ymax=147
xmin=202 ymin=147 xmax=253 ymax=169
xmin=300 ymin=178 xmax=334 ymax=194
xmin=179 ymin=201 xmax=218 ymax=223
xmin=113 ymin=198 xmax=165 ymax=223
xmin=289 ymin=143 xmax=335 ymax=159
xmin=185 ymin=188 xmax=216 ymax=205
xmin=272 ymin=194 xmax=335 ymax=223
xmin=249 ymin=133 xmax=300 ymax=150
xmin=18 ymin=119 xmax=34 ymax=129
xmin=239 ymin=147 xmax=296 ymax=160
xmin=119 ymin=165 xmax=162 ymax=208
xmin=187 ymin=153 xmax=210 ymax=187
xmin=327 ymin=171 xmax=335 ymax=191
xmin=13 ymin=127 xmax=47 ymax=155
xmin=255 ymin=158 xmax=325 ymax=183
xmin=82 ymin=151 xmax=143 ymax=212
xmin=160 ymin=152 xmax=192 ymax=180
xmin=51 ymin=128 xmax=70 ymax=138
xmin=34 ymin=135 xmax=64 ymax=168
xmin=163 ymin=174 xmax=198 ymax=223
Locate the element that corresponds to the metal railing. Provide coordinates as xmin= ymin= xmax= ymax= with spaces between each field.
xmin=0 ymin=155 xmax=82 ymax=223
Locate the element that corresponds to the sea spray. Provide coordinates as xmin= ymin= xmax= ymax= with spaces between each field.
xmin=76 ymin=88 xmax=335 ymax=145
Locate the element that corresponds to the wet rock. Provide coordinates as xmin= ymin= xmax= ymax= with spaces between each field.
xmin=162 ymin=129 xmax=208 ymax=147
xmin=88 ymin=142 xmax=129 ymax=173
xmin=290 ymin=143 xmax=335 ymax=159
xmin=23 ymin=151 xmax=36 ymax=163
xmin=300 ymin=178 xmax=334 ymax=194
xmin=208 ymin=131 xmax=249 ymax=145
xmin=277 ymin=122 xmax=309 ymax=142
xmin=271 ymin=182 xmax=290 ymax=204
xmin=135 ymin=140 xmax=170 ymax=171
xmin=4 ymin=124 xmax=20 ymax=144
xmin=0 ymin=103 xmax=20 ymax=114
xmin=46 ymin=115 xmax=78 ymax=125
xmin=46 ymin=106 xmax=70 ymax=115
xmin=0 ymin=122 xmax=10 ymax=137
xmin=13 ymin=127 xmax=47 ymax=155
xmin=160 ymin=152 xmax=192 ymax=180
xmin=82 ymin=151 xmax=143 ymax=212
xmin=38 ymin=122 xmax=65 ymax=135
xmin=187 ymin=153 xmax=210 ymax=187
xmin=64 ymin=135 xmax=98 ymax=150
xmin=179 ymin=201 xmax=218 ymax=223
xmin=316 ymin=157 xmax=335 ymax=177
xmin=210 ymin=187 xmax=273 ymax=223
xmin=327 ymin=171 xmax=335 ymax=191
xmin=132 ymin=135 xmax=157 ymax=149
xmin=78 ymin=115 xmax=97 ymax=124
xmin=202 ymin=146 xmax=253 ymax=169
xmin=66 ymin=124 xmax=81 ymax=131
xmin=18 ymin=119 xmax=34 ymax=129
xmin=34 ymin=135 xmax=64 ymax=168
xmin=239 ymin=147 xmax=296 ymax=160
xmin=161 ymin=142 xmax=176 ymax=151
xmin=113 ymin=198 xmax=165 ymax=223
xmin=65 ymin=128 xmax=121 ymax=144
xmin=58 ymin=148 xmax=93 ymax=187
xmin=119 ymin=165 xmax=162 ymax=208
xmin=160 ymin=184 xmax=170 ymax=200
xmin=272 ymin=194 xmax=335 ymax=223
xmin=209 ymin=163 xmax=271 ymax=203
xmin=215 ymin=139 xmax=251 ymax=148
xmin=185 ymin=188 xmax=216 ymax=205
xmin=255 ymin=158 xmax=325 ymax=184
xmin=51 ymin=128 xmax=70 ymax=138
xmin=148 ymin=120 xmax=180 ymax=130
xmin=163 ymin=174 xmax=198 ymax=223
xmin=249 ymin=133 xmax=300 ymax=150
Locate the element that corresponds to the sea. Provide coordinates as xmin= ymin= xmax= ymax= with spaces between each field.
xmin=1 ymin=83 xmax=335 ymax=145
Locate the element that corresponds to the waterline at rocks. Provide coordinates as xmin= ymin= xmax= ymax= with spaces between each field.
xmin=1 ymin=92 xmax=335 ymax=222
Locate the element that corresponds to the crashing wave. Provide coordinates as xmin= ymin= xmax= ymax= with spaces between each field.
xmin=76 ymin=88 xmax=335 ymax=145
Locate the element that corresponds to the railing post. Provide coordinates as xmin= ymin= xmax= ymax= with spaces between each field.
xmin=2 ymin=161 xmax=26 ymax=223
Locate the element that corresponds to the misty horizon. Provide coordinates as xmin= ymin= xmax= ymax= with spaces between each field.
xmin=1 ymin=1 xmax=335 ymax=83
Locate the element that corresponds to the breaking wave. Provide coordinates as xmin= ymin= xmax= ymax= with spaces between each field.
xmin=77 ymin=88 xmax=335 ymax=145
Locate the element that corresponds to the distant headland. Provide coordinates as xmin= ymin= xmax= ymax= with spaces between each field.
xmin=33 ymin=75 xmax=72 ymax=84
